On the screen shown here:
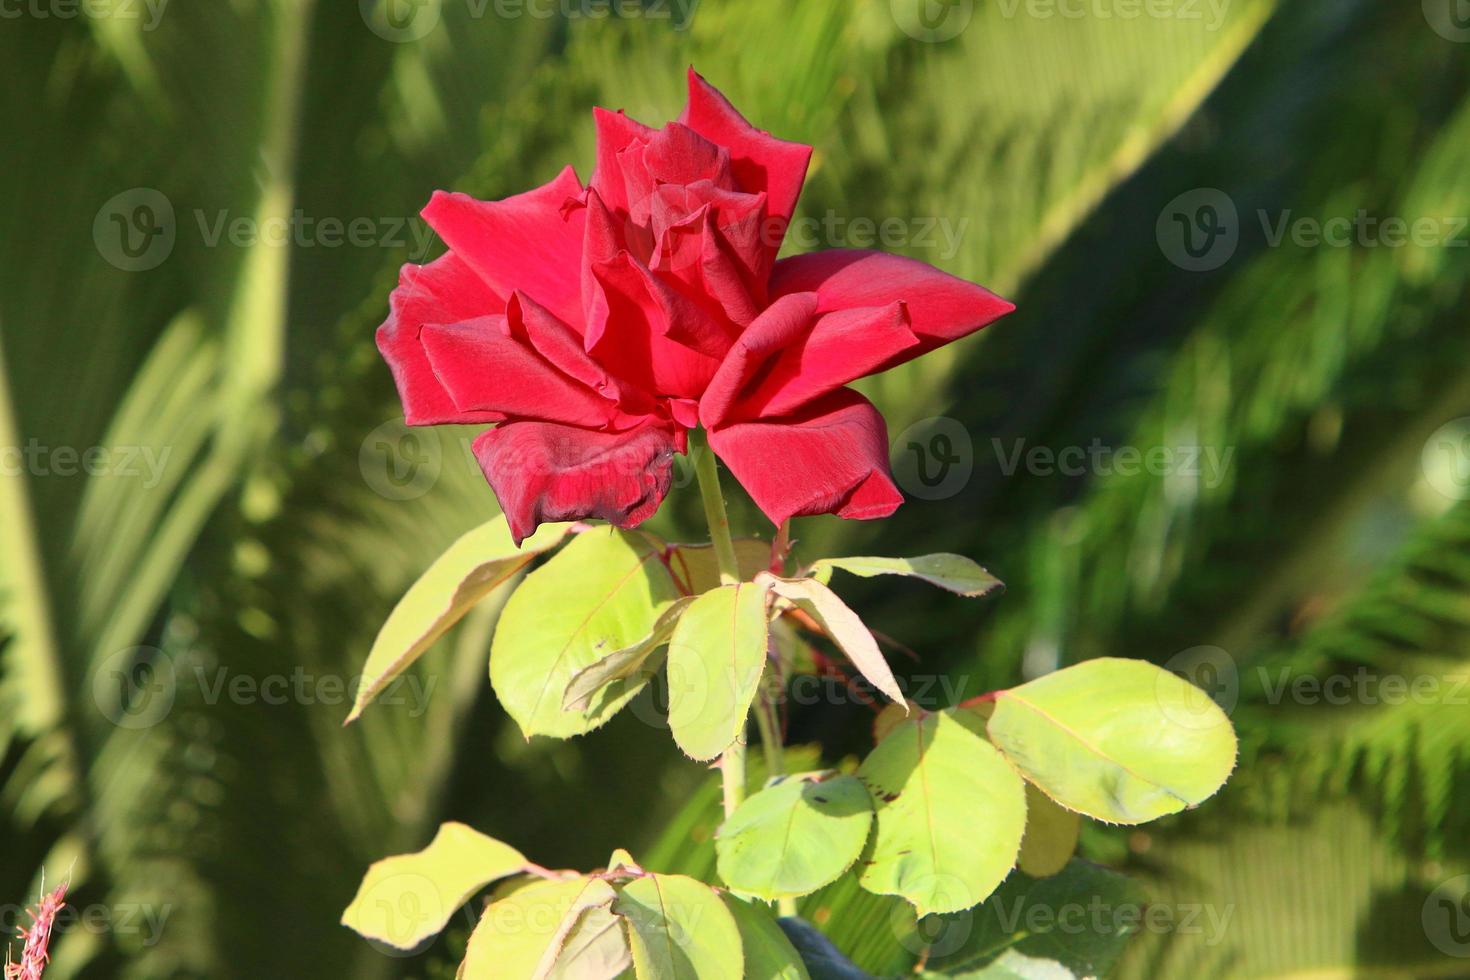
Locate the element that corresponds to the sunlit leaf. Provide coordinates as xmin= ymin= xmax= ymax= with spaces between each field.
xmin=858 ymin=711 xmax=1027 ymax=917
xmin=562 ymin=597 xmax=696 ymax=713
xmin=716 ymin=774 xmax=873 ymax=901
xmin=811 ymin=555 xmax=1003 ymax=598
xmin=462 ymin=875 xmax=613 ymax=979
xmin=764 ymin=575 xmax=905 ymax=707
xmin=491 ymin=530 xmax=679 ymax=739
xmin=347 ymin=517 xmax=570 ymax=723
xmin=341 ymin=822 xmax=529 ymax=950
xmin=535 ymin=879 xmax=631 ymax=980
xmin=616 ymin=873 xmax=743 ymax=980
xmin=986 ymin=658 xmax=1237 ymax=824
xmin=667 ymin=581 xmax=771 ymax=761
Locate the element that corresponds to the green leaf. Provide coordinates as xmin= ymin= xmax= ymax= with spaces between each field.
xmin=615 ymin=873 xmax=743 ymax=980
xmin=1016 ymin=785 xmax=1080 ymax=879
xmin=810 ymin=555 xmax=1003 ymax=598
xmin=347 ymin=517 xmax=570 ymax=723
xmin=716 ymin=774 xmax=874 ymax=901
xmin=985 ymin=658 xmax=1237 ymax=824
xmin=562 ymin=597 xmax=696 ymax=713
xmin=462 ymin=875 xmax=615 ymax=979
xmin=722 ymin=895 xmax=812 ymax=980
xmin=763 ymin=575 xmax=905 ymax=706
xmin=538 ymin=881 xmax=632 ymax=980
xmin=666 ymin=581 xmax=771 ymax=761
xmin=491 ymin=529 xmax=680 ymax=739
xmin=857 ymin=711 xmax=1027 ymax=917
xmin=667 ymin=539 xmax=773 ymax=592
xmin=341 ymin=822 xmax=529 ymax=951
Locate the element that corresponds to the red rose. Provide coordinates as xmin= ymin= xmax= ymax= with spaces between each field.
xmin=378 ymin=69 xmax=1013 ymax=542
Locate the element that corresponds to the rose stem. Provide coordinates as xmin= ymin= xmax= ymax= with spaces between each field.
xmin=692 ymin=428 xmax=747 ymax=820
xmin=692 ymin=431 xmax=797 ymax=917
xmin=691 ymin=429 xmax=741 ymax=586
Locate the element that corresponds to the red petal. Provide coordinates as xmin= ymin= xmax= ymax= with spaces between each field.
xmin=584 ymin=250 xmax=730 ymax=399
xmin=651 ymin=184 xmax=768 ymax=318
xmin=699 ymin=292 xmax=818 ymax=428
xmin=376 ymin=252 xmax=506 ymax=425
xmin=421 ymin=166 xmax=586 ymax=329
xmin=736 ymin=303 xmax=920 ymax=421
xmin=770 ymin=249 xmax=1015 ymax=369
xmin=620 ymin=123 xmax=735 ymax=226
xmin=419 ymin=316 xmax=614 ymax=427
xmin=699 ymin=294 xmax=919 ymax=427
xmin=680 ymin=68 xmax=812 ymax=246
xmin=473 ymin=420 xmax=678 ymax=544
xmin=507 ymin=291 xmax=654 ymax=418
xmin=709 ymin=389 xmax=903 ymax=526
xmin=590 ymin=108 xmax=655 ymax=216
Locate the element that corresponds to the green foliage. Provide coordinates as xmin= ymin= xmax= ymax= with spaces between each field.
xmin=617 ymin=873 xmax=746 ymax=980
xmin=10 ymin=0 xmax=1463 ymax=976
xmin=986 ymin=659 xmax=1237 ymax=824
xmin=857 ymin=711 xmax=1028 ymax=917
xmin=349 ymin=517 xmax=569 ymax=722
xmin=810 ymin=555 xmax=1003 ymax=598
xmin=716 ymin=774 xmax=874 ymax=902
xmin=666 ymin=582 xmax=770 ymax=761
xmin=765 ymin=575 xmax=906 ymax=705
xmin=341 ymin=822 xmax=529 ymax=951
xmin=491 ymin=530 xmax=679 ymax=739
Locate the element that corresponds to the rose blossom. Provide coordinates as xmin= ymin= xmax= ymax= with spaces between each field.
xmin=378 ymin=69 xmax=1013 ymax=542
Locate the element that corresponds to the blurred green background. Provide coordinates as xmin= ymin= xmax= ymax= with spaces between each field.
xmin=4 ymin=0 xmax=1470 ymax=976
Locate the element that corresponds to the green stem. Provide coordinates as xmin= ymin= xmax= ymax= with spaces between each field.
xmin=719 ymin=737 xmax=746 ymax=819
xmin=691 ymin=429 xmax=740 ymax=585
xmin=753 ymin=680 xmax=784 ymax=777
xmin=692 ymin=429 xmax=747 ymax=819
xmin=691 ymin=432 xmax=795 ymax=895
